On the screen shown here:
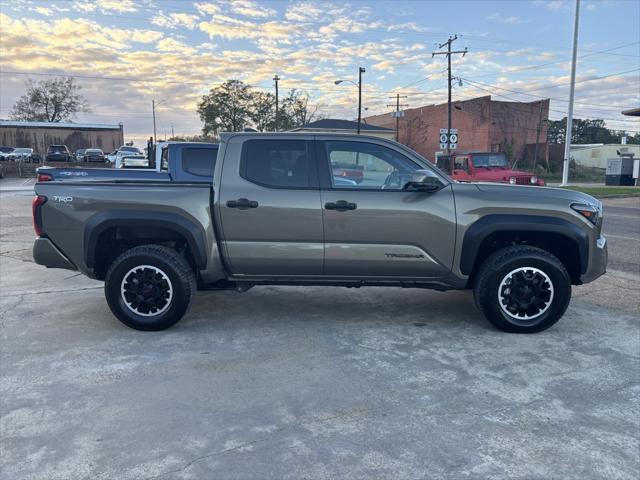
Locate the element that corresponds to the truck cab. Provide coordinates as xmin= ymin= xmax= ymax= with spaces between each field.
xmin=436 ymin=152 xmax=545 ymax=186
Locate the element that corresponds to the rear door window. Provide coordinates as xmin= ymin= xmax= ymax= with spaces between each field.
xmin=182 ymin=148 xmax=217 ymax=177
xmin=242 ymin=140 xmax=311 ymax=188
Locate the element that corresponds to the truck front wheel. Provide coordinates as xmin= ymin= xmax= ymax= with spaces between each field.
xmin=105 ymin=245 xmax=195 ymax=331
xmin=473 ymin=246 xmax=571 ymax=333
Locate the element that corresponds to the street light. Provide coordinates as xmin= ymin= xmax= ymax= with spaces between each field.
xmin=334 ymin=66 xmax=366 ymax=134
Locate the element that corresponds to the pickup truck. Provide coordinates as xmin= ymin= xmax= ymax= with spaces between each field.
xmin=36 ymin=142 xmax=218 ymax=183
xmin=32 ymin=133 xmax=607 ymax=333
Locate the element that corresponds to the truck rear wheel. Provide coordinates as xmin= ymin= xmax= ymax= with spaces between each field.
xmin=105 ymin=245 xmax=195 ymax=331
xmin=473 ymin=246 xmax=571 ymax=333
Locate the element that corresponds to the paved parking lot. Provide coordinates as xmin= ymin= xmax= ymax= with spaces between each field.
xmin=1 ymin=183 xmax=639 ymax=479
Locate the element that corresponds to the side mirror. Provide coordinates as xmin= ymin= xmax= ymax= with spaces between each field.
xmin=403 ymin=170 xmax=444 ymax=192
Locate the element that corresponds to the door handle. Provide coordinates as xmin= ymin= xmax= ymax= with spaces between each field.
xmin=227 ymin=198 xmax=259 ymax=209
xmin=325 ymin=200 xmax=357 ymax=212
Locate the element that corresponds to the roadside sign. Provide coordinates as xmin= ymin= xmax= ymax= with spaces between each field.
xmin=439 ymin=129 xmax=460 ymax=148
xmin=390 ymin=111 xmax=405 ymax=118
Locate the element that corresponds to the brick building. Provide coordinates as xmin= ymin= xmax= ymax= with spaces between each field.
xmin=364 ymin=96 xmax=549 ymax=165
xmin=0 ymin=120 xmax=124 ymax=154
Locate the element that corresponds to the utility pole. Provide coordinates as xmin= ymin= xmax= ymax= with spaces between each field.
xmin=152 ymin=99 xmax=157 ymax=144
xmin=433 ymin=35 xmax=467 ymax=153
xmin=171 ymin=125 xmax=175 ymax=139
xmin=357 ymin=67 xmax=366 ymax=134
xmin=387 ymin=94 xmax=409 ymax=142
xmin=561 ymin=0 xmax=580 ymax=186
xmin=273 ymin=74 xmax=280 ymax=131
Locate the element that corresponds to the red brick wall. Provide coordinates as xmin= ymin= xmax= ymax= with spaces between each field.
xmin=365 ymin=96 xmax=548 ymax=164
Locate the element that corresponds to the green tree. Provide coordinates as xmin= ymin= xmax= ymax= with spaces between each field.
xmin=197 ymin=80 xmax=253 ymax=136
xmin=547 ymin=117 xmax=633 ymax=144
xmin=9 ymin=77 xmax=89 ymax=122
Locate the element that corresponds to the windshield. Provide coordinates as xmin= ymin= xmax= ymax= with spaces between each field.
xmin=86 ymin=149 xmax=103 ymax=154
xmin=472 ymin=153 xmax=508 ymax=168
xmin=0 ymin=147 xmax=14 ymax=153
xmin=14 ymin=148 xmax=32 ymax=153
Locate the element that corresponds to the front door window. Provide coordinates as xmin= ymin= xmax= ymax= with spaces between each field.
xmin=323 ymin=141 xmax=425 ymax=190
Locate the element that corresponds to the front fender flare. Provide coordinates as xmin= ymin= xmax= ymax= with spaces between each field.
xmin=460 ymin=214 xmax=589 ymax=275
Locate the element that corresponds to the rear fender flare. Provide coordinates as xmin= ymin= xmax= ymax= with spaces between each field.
xmin=84 ymin=210 xmax=208 ymax=269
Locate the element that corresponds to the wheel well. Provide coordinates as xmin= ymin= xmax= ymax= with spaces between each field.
xmin=469 ymin=231 xmax=582 ymax=285
xmin=92 ymin=226 xmax=196 ymax=280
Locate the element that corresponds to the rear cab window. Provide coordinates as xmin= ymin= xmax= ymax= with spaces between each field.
xmin=241 ymin=139 xmax=312 ymax=188
xmin=181 ymin=148 xmax=217 ymax=177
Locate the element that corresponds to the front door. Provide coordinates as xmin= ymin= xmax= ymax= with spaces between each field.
xmin=317 ymin=139 xmax=456 ymax=279
xmin=218 ymin=138 xmax=323 ymax=276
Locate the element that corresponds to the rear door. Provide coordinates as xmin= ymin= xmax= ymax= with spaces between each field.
xmin=317 ymin=138 xmax=456 ymax=279
xmin=218 ymin=137 xmax=323 ymax=276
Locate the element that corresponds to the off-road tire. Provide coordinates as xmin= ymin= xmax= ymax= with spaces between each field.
xmin=473 ymin=245 xmax=571 ymax=333
xmin=105 ymin=245 xmax=195 ymax=331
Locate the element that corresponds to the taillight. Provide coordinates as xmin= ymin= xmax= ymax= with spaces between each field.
xmin=32 ymin=195 xmax=47 ymax=236
xmin=37 ymin=172 xmax=52 ymax=182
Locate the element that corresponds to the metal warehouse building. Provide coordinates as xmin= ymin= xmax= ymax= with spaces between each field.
xmin=0 ymin=120 xmax=124 ymax=154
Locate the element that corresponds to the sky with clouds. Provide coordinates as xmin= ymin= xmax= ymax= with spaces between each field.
xmin=0 ymin=0 xmax=638 ymax=142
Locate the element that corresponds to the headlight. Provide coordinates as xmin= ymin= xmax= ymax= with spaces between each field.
xmin=509 ymin=177 xmax=517 ymax=184
xmin=571 ymin=203 xmax=599 ymax=225
xmin=530 ymin=176 xmax=538 ymax=184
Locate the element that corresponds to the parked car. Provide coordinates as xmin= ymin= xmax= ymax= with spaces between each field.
xmin=37 ymin=142 xmax=218 ymax=183
xmin=105 ymin=146 xmax=144 ymax=165
xmin=45 ymin=145 xmax=71 ymax=162
xmin=0 ymin=147 xmax=14 ymax=161
xmin=33 ymin=133 xmax=606 ymax=333
xmin=331 ymin=161 xmax=364 ymax=183
xmin=117 ymin=155 xmax=149 ymax=168
xmin=106 ymin=150 xmax=118 ymax=163
xmin=74 ymin=149 xmax=86 ymax=162
xmin=9 ymin=148 xmax=34 ymax=162
xmin=83 ymin=148 xmax=105 ymax=162
xmin=436 ymin=152 xmax=545 ymax=186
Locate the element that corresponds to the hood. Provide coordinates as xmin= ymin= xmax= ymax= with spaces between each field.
xmin=475 ymin=182 xmax=599 ymax=206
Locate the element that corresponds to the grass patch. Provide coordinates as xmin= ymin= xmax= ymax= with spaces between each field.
xmin=560 ymin=186 xmax=640 ymax=198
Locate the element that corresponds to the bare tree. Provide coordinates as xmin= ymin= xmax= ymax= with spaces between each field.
xmin=9 ymin=77 xmax=89 ymax=122
xmin=280 ymin=89 xmax=319 ymax=129
xmin=249 ymin=91 xmax=276 ymax=132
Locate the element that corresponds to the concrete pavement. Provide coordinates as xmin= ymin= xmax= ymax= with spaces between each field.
xmin=1 ymin=189 xmax=638 ymax=479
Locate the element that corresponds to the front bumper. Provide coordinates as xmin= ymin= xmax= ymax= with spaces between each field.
xmin=580 ymin=234 xmax=608 ymax=284
xmin=33 ymin=237 xmax=76 ymax=271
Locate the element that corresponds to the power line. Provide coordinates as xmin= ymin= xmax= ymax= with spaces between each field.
xmin=461 ymin=80 xmax=639 ymax=132
xmin=461 ymin=75 xmax=638 ymax=110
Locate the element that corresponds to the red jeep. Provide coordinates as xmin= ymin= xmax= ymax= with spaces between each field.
xmin=436 ymin=152 xmax=545 ymax=186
